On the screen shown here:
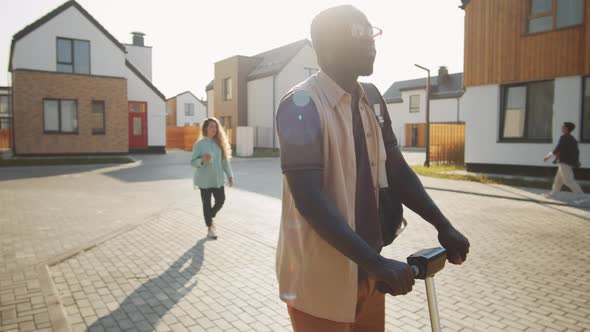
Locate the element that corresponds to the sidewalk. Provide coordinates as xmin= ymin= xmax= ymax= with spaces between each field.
xmin=47 ymin=178 xmax=590 ymax=331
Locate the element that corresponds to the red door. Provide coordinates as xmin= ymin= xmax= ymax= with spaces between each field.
xmin=128 ymin=102 xmax=148 ymax=150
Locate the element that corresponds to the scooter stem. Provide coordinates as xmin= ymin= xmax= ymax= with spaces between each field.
xmin=425 ymin=276 xmax=441 ymax=332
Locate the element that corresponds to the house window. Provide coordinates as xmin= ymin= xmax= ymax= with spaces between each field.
xmin=218 ymin=116 xmax=232 ymax=129
xmin=0 ymin=95 xmax=10 ymax=114
xmin=57 ymin=38 xmax=90 ymax=74
xmin=500 ymin=81 xmax=554 ymax=141
xmin=92 ymin=101 xmax=105 ymax=135
xmin=43 ymin=99 xmax=78 ymax=134
xmin=0 ymin=118 xmax=10 ymax=129
xmin=409 ymin=95 xmax=420 ymax=113
xmin=184 ymin=103 xmax=195 ymax=116
xmin=129 ymin=102 xmax=146 ymax=113
xmin=223 ymin=78 xmax=232 ymax=101
xmin=527 ymin=0 xmax=584 ymax=33
xmin=166 ymin=104 xmax=172 ymax=115
xmin=582 ymin=77 xmax=590 ymax=141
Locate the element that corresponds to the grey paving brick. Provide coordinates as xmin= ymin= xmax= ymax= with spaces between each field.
xmin=3 ymin=155 xmax=589 ymax=332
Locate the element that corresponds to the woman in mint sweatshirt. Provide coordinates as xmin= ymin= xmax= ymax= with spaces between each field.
xmin=191 ymin=118 xmax=234 ymax=239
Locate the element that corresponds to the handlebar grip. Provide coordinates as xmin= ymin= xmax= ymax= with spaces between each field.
xmin=411 ymin=265 xmax=419 ymax=277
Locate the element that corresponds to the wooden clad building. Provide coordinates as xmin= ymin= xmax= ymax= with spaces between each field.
xmin=460 ymin=0 xmax=590 ymax=177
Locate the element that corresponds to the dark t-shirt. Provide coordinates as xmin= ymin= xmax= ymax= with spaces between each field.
xmin=553 ymin=134 xmax=580 ymax=167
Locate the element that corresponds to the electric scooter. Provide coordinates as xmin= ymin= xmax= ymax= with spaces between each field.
xmin=407 ymin=247 xmax=447 ymax=332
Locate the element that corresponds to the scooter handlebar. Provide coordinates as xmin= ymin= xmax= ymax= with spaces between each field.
xmin=376 ymin=248 xmax=447 ymax=294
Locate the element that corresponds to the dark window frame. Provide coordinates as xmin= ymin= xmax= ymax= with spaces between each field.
xmin=184 ymin=103 xmax=195 ymax=116
xmin=222 ymin=77 xmax=232 ymax=101
xmin=0 ymin=118 xmax=11 ymax=129
xmin=0 ymin=95 xmax=10 ymax=114
xmin=409 ymin=94 xmax=420 ymax=113
xmin=498 ymin=80 xmax=554 ymax=143
xmin=42 ymin=98 xmax=79 ymax=135
xmin=56 ymin=37 xmax=91 ymax=75
xmin=92 ymin=100 xmax=106 ymax=135
xmin=581 ymin=76 xmax=590 ymax=142
xmin=525 ymin=0 xmax=585 ymax=35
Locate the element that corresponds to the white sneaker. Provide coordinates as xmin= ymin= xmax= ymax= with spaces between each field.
xmin=207 ymin=227 xmax=218 ymax=240
xmin=543 ymin=192 xmax=556 ymax=199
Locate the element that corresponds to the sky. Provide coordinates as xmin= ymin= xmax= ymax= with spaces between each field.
xmin=0 ymin=0 xmax=465 ymax=99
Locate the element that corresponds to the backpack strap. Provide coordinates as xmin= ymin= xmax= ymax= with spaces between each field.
xmin=360 ymin=82 xmax=399 ymax=188
xmin=360 ymin=82 xmax=408 ymax=239
xmin=360 ymin=82 xmax=385 ymax=125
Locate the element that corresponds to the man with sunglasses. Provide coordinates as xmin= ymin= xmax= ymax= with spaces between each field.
xmin=275 ymin=5 xmax=470 ymax=331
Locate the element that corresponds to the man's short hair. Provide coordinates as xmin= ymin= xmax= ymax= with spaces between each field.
xmin=310 ymin=5 xmax=362 ymax=55
xmin=564 ymin=122 xmax=576 ymax=132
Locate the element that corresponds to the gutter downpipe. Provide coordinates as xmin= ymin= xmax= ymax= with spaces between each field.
xmin=457 ymin=96 xmax=460 ymax=123
xmin=10 ymin=73 xmax=15 ymax=156
xmin=272 ymin=74 xmax=277 ymax=149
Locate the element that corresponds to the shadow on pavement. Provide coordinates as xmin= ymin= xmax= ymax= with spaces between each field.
xmin=104 ymin=152 xmax=193 ymax=183
xmin=425 ymin=185 xmax=590 ymax=220
xmin=229 ymin=159 xmax=282 ymax=199
xmin=103 ymin=163 xmax=192 ymax=183
xmin=86 ymin=238 xmax=208 ymax=332
xmin=0 ymin=164 xmax=115 ymax=182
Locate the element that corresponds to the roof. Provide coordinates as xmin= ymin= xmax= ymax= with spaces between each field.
xmin=123 ymin=43 xmax=153 ymax=49
xmin=125 ymin=60 xmax=165 ymax=101
xmin=205 ymin=80 xmax=214 ymax=91
xmin=459 ymin=0 xmax=470 ymax=9
xmin=166 ymin=91 xmax=206 ymax=106
xmin=205 ymin=39 xmax=312 ymax=91
xmin=247 ymin=39 xmax=311 ymax=80
xmin=9 ymin=0 xmax=127 ymax=72
xmin=383 ymin=73 xmax=464 ymax=104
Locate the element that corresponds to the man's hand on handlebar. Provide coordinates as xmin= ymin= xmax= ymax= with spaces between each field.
xmin=437 ymin=225 xmax=470 ymax=265
xmin=368 ymin=256 xmax=415 ymax=296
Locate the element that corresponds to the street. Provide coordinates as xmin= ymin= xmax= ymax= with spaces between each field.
xmin=0 ymin=151 xmax=589 ymax=331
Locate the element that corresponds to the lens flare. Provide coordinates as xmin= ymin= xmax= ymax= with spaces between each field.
xmin=292 ymin=90 xmax=311 ymax=107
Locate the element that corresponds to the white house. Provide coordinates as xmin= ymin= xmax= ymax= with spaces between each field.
xmin=383 ymin=67 xmax=465 ymax=147
xmin=206 ymin=39 xmax=319 ymax=148
xmin=166 ymin=91 xmax=207 ymax=127
xmin=8 ymin=0 xmax=166 ymax=155
xmin=461 ymin=0 xmax=590 ymax=177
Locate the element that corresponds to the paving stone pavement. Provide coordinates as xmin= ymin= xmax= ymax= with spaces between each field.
xmin=49 ymin=174 xmax=590 ymax=332
xmin=2 ymin=154 xmax=590 ymax=331
xmin=0 ymin=152 xmax=214 ymax=332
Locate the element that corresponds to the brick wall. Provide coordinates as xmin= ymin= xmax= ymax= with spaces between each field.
xmin=12 ymin=70 xmax=128 ymax=155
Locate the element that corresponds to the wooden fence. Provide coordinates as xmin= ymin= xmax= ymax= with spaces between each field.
xmin=166 ymin=126 xmax=201 ymax=151
xmin=0 ymin=129 xmax=12 ymax=150
xmin=405 ymin=123 xmax=426 ymax=147
xmin=166 ymin=126 xmax=233 ymax=151
xmin=429 ymin=123 xmax=465 ymax=165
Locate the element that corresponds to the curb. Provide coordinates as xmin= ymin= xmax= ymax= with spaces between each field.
xmin=35 ymin=198 xmax=188 ymax=332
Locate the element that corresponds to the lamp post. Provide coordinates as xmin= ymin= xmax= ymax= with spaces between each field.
xmin=415 ymin=64 xmax=431 ymax=167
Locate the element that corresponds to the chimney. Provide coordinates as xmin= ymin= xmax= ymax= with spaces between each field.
xmin=126 ymin=32 xmax=152 ymax=81
xmin=438 ymin=66 xmax=449 ymax=84
xmin=131 ymin=32 xmax=145 ymax=46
